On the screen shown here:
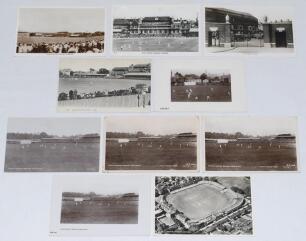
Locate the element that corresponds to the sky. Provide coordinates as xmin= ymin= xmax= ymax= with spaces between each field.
xmin=61 ymin=177 xmax=139 ymax=195
xmin=205 ymin=116 xmax=297 ymax=136
xmin=210 ymin=6 xmax=294 ymax=22
xmin=18 ymin=8 xmax=105 ymax=33
xmin=7 ymin=118 xmax=100 ymax=136
xmin=62 ymin=183 xmax=138 ymax=196
xmin=172 ymin=68 xmax=230 ymax=76
xmin=106 ymin=116 xmax=198 ymax=135
xmin=60 ymin=58 xmax=150 ymax=71
xmin=113 ymin=5 xmax=198 ymax=20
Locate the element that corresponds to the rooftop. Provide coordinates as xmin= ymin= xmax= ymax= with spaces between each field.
xmin=142 ymin=16 xmax=173 ymax=22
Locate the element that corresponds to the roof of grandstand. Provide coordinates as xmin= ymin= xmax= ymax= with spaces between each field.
xmin=142 ymin=16 xmax=173 ymax=22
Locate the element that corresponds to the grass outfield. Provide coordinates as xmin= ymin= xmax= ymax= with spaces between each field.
xmin=61 ymin=199 xmax=138 ymax=224
xmin=205 ymin=141 xmax=297 ymax=171
xmin=171 ymin=84 xmax=231 ymax=102
xmin=5 ymin=142 xmax=99 ymax=172
xmin=113 ymin=37 xmax=199 ymax=52
xmin=105 ymin=138 xmax=197 ymax=170
xmin=166 ymin=183 xmax=236 ymax=221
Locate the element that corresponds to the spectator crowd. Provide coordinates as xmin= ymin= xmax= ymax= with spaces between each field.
xmin=17 ymin=39 xmax=104 ymax=53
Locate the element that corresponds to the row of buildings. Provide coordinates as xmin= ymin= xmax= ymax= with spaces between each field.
xmin=205 ymin=133 xmax=296 ymax=144
xmin=107 ymin=132 xmax=196 ymax=144
xmin=60 ymin=63 xmax=151 ymax=80
xmin=171 ymin=71 xmax=231 ymax=86
xmin=113 ymin=17 xmax=199 ymax=38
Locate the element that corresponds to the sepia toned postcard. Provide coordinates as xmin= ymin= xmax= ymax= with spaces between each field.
xmin=4 ymin=117 xmax=101 ymax=172
xmin=50 ymin=175 xmax=151 ymax=236
xmin=154 ymin=176 xmax=253 ymax=235
xmin=16 ymin=8 xmax=105 ymax=55
xmin=103 ymin=116 xmax=200 ymax=171
xmin=154 ymin=59 xmax=246 ymax=112
xmin=204 ymin=116 xmax=298 ymax=171
xmin=112 ymin=5 xmax=200 ymax=55
xmin=57 ymin=58 xmax=151 ymax=112
xmin=171 ymin=69 xmax=232 ymax=103
xmin=204 ymin=5 xmax=295 ymax=55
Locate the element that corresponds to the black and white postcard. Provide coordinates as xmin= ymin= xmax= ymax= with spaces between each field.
xmin=204 ymin=6 xmax=295 ymax=55
xmin=50 ymin=175 xmax=151 ymax=236
xmin=205 ymin=116 xmax=298 ymax=171
xmin=103 ymin=116 xmax=199 ymax=171
xmin=4 ymin=118 xmax=100 ymax=172
xmin=154 ymin=59 xmax=246 ymax=112
xmin=155 ymin=176 xmax=253 ymax=235
xmin=16 ymin=8 xmax=105 ymax=55
xmin=57 ymin=58 xmax=151 ymax=112
xmin=112 ymin=5 xmax=199 ymax=55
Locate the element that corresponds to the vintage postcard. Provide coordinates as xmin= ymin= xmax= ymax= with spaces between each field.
xmin=4 ymin=118 xmax=100 ymax=172
xmin=16 ymin=8 xmax=105 ymax=55
xmin=103 ymin=116 xmax=199 ymax=171
xmin=204 ymin=6 xmax=295 ymax=55
xmin=154 ymin=59 xmax=246 ymax=112
xmin=155 ymin=176 xmax=253 ymax=235
xmin=171 ymin=69 xmax=232 ymax=102
xmin=50 ymin=175 xmax=151 ymax=236
xmin=112 ymin=5 xmax=200 ymax=55
xmin=57 ymin=58 xmax=151 ymax=112
xmin=205 ymin=116 xmax=298 ymax=171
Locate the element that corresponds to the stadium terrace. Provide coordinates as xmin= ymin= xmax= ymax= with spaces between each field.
xmin=60 ymin=63 xmax=151 ymax=80
xmin=113 ymin=16 xmax=199 ymax=38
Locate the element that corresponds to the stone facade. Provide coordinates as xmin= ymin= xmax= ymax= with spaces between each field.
xmin=262 ymin=22 xmax=294 ymax=48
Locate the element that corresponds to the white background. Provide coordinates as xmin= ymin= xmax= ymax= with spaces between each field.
xmin=50 ymin=175 xmax=151 ymax=236
xmin=0 ymin=0 xmax=306 ymax=241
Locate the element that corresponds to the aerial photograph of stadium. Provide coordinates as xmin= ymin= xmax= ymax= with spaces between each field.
xmin=171 ymin=69 xmax=231 ymax=102
xmin=104 ymin=116 xmax=198 ymax=171
xmin=205 ymin=116 xmax=298 ymax=171
xmin=61 ymin=191 xmax=138 ymax=224
xmin=205 ymin=6 xmax=294 ymax=54
xmin=16 ymin=8 xmax=105 ymax=54
xmin=4 ymin=118 xmax=100 ymax=172
xmin=112 ymin=5 xmax=199 ymax=53
xmin=155 ymin=176 xmax=252 ymax=235
xmin=58 ymin=58 xmax=151 ymax=112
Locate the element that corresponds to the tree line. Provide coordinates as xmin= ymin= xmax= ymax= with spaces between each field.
xmin=7 ymin=132 xmax=99 ymax=140
xmin=206 ymin=132 xmax=279 ymax=139
xmin=7 ymin=132 xmax=53 ymax=140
